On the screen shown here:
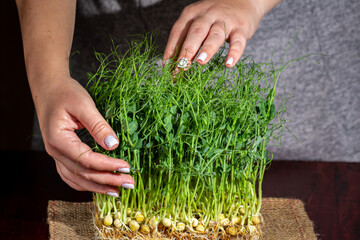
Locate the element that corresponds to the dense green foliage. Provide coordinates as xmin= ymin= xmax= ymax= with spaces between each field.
xmin=87 ymin=34 xmax=301 ymax=234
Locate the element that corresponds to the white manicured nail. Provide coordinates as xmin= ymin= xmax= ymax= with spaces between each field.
xmin=226 ymin=57 xmax=234 ymax=66
xmin=177 ymin=58 xmax=188 ymax=69
xmin=197 ymin=52 xmax=207 ymax=62
xmin=104 ymin=135 xmax=118 ymax=148
xmin=106 ymin=192 xmax=119 ymax=197
xmin=117 ymin=168 xmax=130 ymax=173
xmin=121 ymin=183 xmax=134 ymax=189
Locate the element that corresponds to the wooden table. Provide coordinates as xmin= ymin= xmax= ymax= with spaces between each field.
xmin=0 ymin=151 xmax=359 ymax=240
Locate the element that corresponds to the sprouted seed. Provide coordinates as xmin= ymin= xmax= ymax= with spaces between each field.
xmin=196 ymin=224 xmax=205 ymax=233
xmin=135 ymin=212 xmax=144 ymax=223
xmin=140 ymin=224 xmax=151 ymax=234
xmin=227 ymin=226 xmax=237 ymax=236
xmin=113 ymin=219 xmax=121 ymax=229
xmin=176 ymin=222 xmax=186 ymax=231
xmin=103 ymin=215 xmax=113 ymax=227
xmin=252 ymin=216 xmax=261 ymax=225
xmin=161 ymin=218 xmax=172 ymax=228
xmin=129 ymin=220 xmax=140 ymax=231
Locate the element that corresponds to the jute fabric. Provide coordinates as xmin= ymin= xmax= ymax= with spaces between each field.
xmin=47 ymin=198 xmax=317 ymax=240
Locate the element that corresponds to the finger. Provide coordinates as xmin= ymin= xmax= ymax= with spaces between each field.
xmin=176 ymin=17 xmax=213 ymax=66
xmin=72 ymin=101 xmax=119 ymax=150
xmin=225 ymin=29 xmax=247 ymax=68
xmin=51 ymin=130 xmax=130 ymax=172
xmin=56 ymin=161 xmax=122 ymax=196
xmin=55 ymin=155 xmax=134 ymax=188
xmin=195 ymin=21 xmax=227 ymax=65
xmin=45 ymin=117 xmax=130 ymax=172
xmin=56 ymin=161 xmax=86 ymax=191
xmin=163 ymin=19 xmax=193 ymax=65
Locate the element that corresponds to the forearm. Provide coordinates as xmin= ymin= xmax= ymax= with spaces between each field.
xmin=16 ymin=0 xmax=76 ymax=104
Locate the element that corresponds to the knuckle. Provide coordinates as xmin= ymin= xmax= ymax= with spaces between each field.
xmin=182 ymin=45 xmax=197 ymax=55
xmin=229 ymin=41 xmax=245 ymax=54
xmin=231 ymin=32 xmax=246 ymax=45
xmin=231 ymin=39 xmax=244 ymax=47
xmin=91 ymin=120 xmax=107 ymax=136
xmin=170 ymin=27 xmax=182 ymax=39
xmin=234 ymin=23 xmax=251 ymax=38
xmin=82 ymin=160 xmax=91 ymax=169
xmin=202 ymin=43 xmax=216 ymax=53
xmin=81 ymin=171 xmax=92 ymax=181
xmin=183 ymin=4 xmax=195 ymax=15
xmin=210 ymin=30 xmax=224 ymax=39
xmin=210 ymin=25 xmax=226 ymax=37
xmin=79 ymin=153 xmax=95 ymax=169
xmin=189 ymin=26 xmax=206 ymax=36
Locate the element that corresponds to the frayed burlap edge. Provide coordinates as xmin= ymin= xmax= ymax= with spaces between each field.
xmin=47 ymin=198 xmax=318 ymax=240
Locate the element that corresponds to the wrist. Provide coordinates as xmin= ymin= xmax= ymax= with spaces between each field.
xmin=254 ymin=0 xmax=282 ymax=17
xmin=26 ymin=55 xmax=71 ymax=109
xmin=25 ymin=48 xmax=70 ymax=83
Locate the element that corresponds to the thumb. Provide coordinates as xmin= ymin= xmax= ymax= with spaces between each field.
xmin=75 ymin=102 xmax=119 ymax=150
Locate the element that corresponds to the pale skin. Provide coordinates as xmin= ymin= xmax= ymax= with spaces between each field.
xmin=16 ymin=0 xmax=281 ymax=197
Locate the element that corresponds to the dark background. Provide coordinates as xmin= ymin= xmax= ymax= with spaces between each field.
xmin=0 ymin=1 xmax=34 ymax=151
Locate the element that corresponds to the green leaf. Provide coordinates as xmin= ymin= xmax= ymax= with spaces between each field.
xmin=206 ymin=148 xmax=223 ymax=158
xmin=164 ymin=115 xmax=172 ymax=132
xmin=170 ymin=105 xmax=177 ymax=115
xmin=177 ymin=125 xmax=185 ymax=134
xmin=128 ymin=120 xmax=138 ymax=135
xmin=252 ymin=136 xmax=262 ymax=149
xmin=146 ymin=141 xmax=154 ymax=148
xmin=269 ymin=103 xmax=275 ymax=118
xmin=202 ymin=146 xmax=210 ymax=154
xmin=209 ymin=111 xmax=216 ymax=120
xmin=132 ymin=132 xmax=139 ymax=143
xmin=260 ymin=99 xmax=267 ymax=118
xmin=105 ymin=101 xmax=116 ymax=119
xmin=128 ymin=103 xmax=136 ymax=113
xmin=169 ymin=133 xmax=174 ymax=142
xmin=134 ymin=138 xmax=143 ymax=149
xmin=182 ymin=112 xmax=189 ymax=121
xmin=202 ymin=117 xmax=208 ymax=126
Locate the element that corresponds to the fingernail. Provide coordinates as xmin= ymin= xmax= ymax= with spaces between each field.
xmin=197 ymin=52 xmax=207 ymax=62
xmin=106 ymin=192 xmax=119 ymax=197
xmin=177 ymin=58 xmax=188 ymax=69
xmin=104 ymin=135 xmax=118 ymax=148
xmin=117 ymin=168 xmax=130 ymax=173
xmin=121 ymin=183 xmax=134 ymax=189
xmin=226 ymin=57 xmax=234 ymax=66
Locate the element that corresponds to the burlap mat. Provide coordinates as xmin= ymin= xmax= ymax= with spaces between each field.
xmin=47 ymin=198 xmax=317 ymax=240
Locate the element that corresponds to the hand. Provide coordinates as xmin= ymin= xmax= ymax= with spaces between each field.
xmin=35 ymin=74 xmax=134 ymax=196
xmin=163 ymin=0 xmax=268 ymax=68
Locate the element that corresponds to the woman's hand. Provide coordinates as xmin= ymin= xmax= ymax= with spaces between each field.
xmin=164 ymin=0 xmax=281 ymax=68
xmin=17 ymin=0 xmax=134 ymax=196
xmin=35 ymin=74 xmax=134 ymax=196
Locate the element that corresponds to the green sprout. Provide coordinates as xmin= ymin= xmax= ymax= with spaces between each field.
xmin=87 ymin=33 xmax=310 ymax=239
